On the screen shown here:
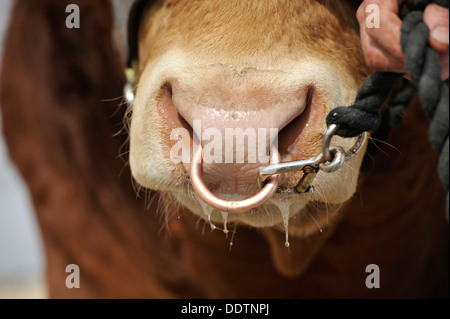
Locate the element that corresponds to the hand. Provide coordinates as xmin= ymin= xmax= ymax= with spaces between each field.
xmin=357 ymin=0 xmax=449 ymax=80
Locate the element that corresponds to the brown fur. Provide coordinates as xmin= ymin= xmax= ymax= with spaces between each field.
xmin=0 ymin=0 xmax=447 ymax=298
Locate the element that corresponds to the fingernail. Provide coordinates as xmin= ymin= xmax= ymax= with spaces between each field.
xmin=431 ymin=25 xmax=449 ymax=45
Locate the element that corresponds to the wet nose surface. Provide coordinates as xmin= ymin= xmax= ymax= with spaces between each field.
xmin=171 ymin=80 xmax=308 ymax=141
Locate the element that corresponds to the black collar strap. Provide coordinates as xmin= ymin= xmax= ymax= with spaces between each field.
xmin=126 ymin=0 xmax=156 ymax=84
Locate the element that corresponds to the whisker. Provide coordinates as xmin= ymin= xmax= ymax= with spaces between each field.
xmin=201 ymin=218 xmax=206 ymax=235
xmin=195 ymin=215 xmax=203 ymax=231
xmin=117 ymin=150 xmax=130 ymax=159
xmin=369 ymin=136 xmax=402 ymax=156
xmin=306 ymin=210 xmax=323 ymax=233
xmin=342 ymin=161 xmax=360 ymax=176
xmin=101 ymin=95 xmax=126 ymax=102
xmin=146 ymin=192 xmax=158 ymax=210
xmin=117 ymin=159 xmax=130 ymax=179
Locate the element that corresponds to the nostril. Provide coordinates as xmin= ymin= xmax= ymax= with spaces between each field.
xmin=177 ymin=111 xmax=191 ymax=131
xmin=278 ymin=87 xmax=314 ymax=157
xmin=164 ymin=82 xmax=172 ymax=96
xmin=157 ymin=82 xmax=192 ymax=132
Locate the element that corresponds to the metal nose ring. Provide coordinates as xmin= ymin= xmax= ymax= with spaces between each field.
xmin=190 ymin=144 xmax=282 ymax=213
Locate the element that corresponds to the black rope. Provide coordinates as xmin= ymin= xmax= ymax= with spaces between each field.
xmin=327 ymin=0 xmax=449 ymax=215
xmin=388 ymin=80 xmax=417 ymax=127
xmin=326 ymin=72 xmax=403 ymax=137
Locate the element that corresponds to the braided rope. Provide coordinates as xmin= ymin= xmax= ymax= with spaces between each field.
xmin=326 ymin=0 xmax=449 ymax=215
xmin=401 ymin=10 xmax=449 ymax=190
xmin=326 ymin=72 xmax=403 ymax=137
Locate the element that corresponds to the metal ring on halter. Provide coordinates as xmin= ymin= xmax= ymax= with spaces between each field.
xmin=319 ymin=146 xmax=346 ymax=173
xmin=190 ymin=144 xmax=283 ymax=213
xmin=256 ymin=126 xmax=368 ymax=194
xmin=322 ymin=124 xmax=340 ymax=161
xmin=344 ymin=131 xmax=368 ymax=161
xmin=322 ymin=124 xmax=368 ymax=162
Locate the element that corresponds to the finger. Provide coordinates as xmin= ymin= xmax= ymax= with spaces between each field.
xmin=363 ymin=1 xmax=405 ymax=62
xmin=424 ymin=3 xmax=449 ymax=53
xmin=360 ymin=25 xmax=407 ymax=73
xmin=357 ymin=0 xmax=400 ymax=29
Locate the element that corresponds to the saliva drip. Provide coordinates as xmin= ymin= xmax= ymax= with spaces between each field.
xmin=196 ymin=196 xmax=216 ymax=231
xmin=307 ymin=211 xmax=323 ymax=233
xmin=208 ymin=214 xmax=217 ymax=231
xmin=271 ymin=198 xmax=291 ymax=248
xmin=220 ymin=212 xmax=229 ymax=235
xmin=218 ymin=194 xmax=246 ymax=236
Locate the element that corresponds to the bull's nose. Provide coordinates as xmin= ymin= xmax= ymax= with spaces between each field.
xmin=164 ymin=79 xmax=311 ymax=194
xmin=171 ymin=80 xmax=309 ymax=143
